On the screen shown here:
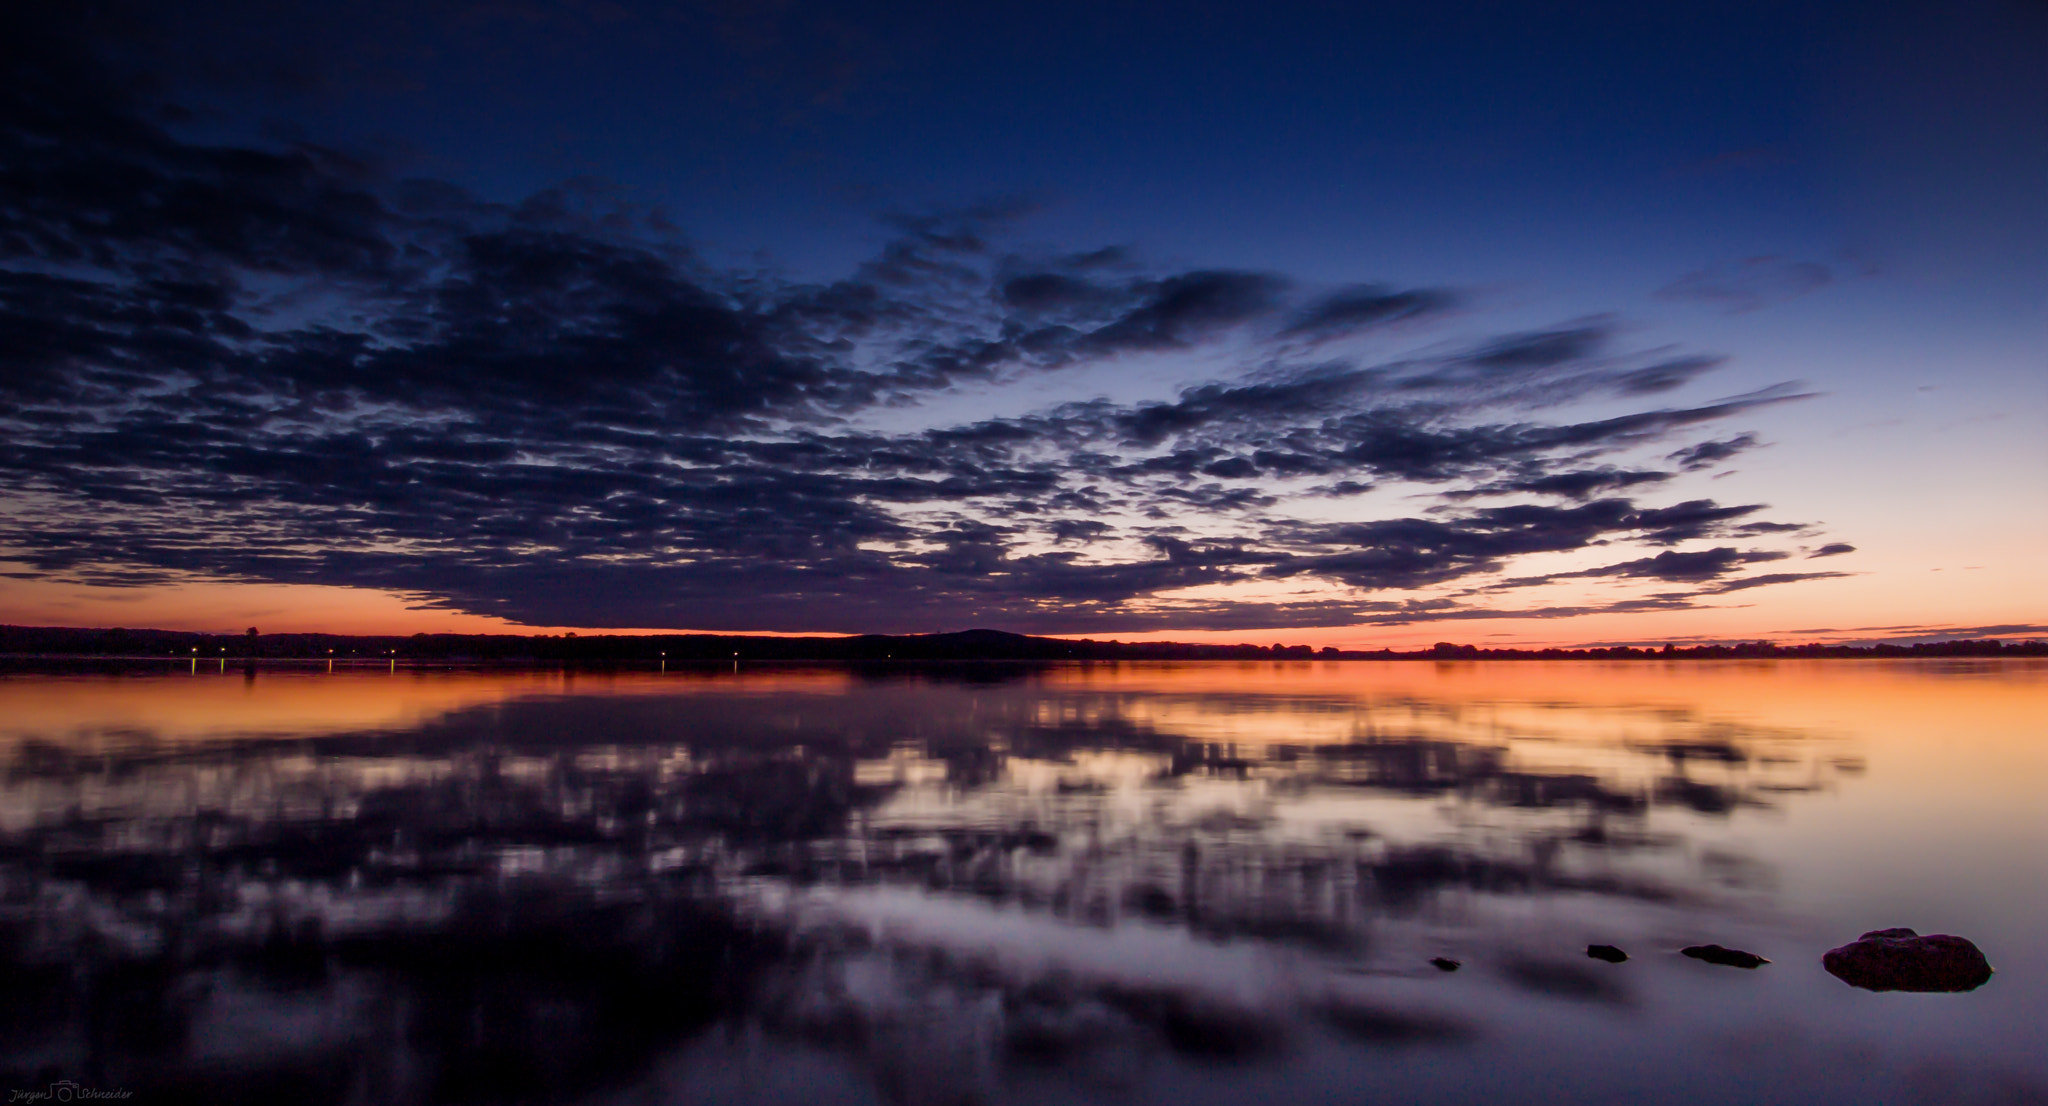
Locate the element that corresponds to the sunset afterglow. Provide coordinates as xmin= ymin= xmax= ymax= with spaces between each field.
xmin=2 ymin=2 xmax=2041 ymax=645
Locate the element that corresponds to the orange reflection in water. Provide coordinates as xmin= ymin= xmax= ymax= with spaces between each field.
xmin=3 ymin=658 xmax=2038 ymax=754
xmin=0 ymin=664 xmax=858 ymax=751
xmin=1 ymin=658 xmax=2044 ymax=1104
xmin=1034 ymin=657 xmax=2046 ymax=745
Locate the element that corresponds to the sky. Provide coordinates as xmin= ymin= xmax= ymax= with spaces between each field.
xmin=0 ymin=0 xmax=2042 ymax=647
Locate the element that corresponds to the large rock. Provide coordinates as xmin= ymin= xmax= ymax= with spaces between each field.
xmin=1681 ymin=944 xmax=1768 ymax=968
xmin=1823 ymin=928 xmax=1993 ymax=992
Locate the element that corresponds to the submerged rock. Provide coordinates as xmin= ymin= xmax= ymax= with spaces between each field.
xmin=1823 ymin=928 xmax=1993 ymax=992
xmin=1586 ymin=944 xmax=1628 ymax=963
xmin=1681 ymin=944 xmax=1769 ymax=969
xmin=1429 ymin=957 xmax=1462 ymax=972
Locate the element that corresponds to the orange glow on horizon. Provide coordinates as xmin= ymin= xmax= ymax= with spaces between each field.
xmin=0 ymin=576 xmax=841 ymax=638
xmin=0 ymin=573 xmax=2036 ymax=648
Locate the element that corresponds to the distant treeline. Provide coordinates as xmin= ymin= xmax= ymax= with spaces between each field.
xmin=2 ymin=625 xmax=2043 ymax=662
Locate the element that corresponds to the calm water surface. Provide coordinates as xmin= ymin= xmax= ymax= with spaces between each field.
xmin=1 ymin=659 xmax=2043 ymax=1105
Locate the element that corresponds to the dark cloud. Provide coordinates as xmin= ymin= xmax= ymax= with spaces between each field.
xmin=0 ymin=9 xmax=1843 ymax=634
xmin=1865 ymin=623 xmax=2048 ymax=644
xmin=1000 ymin=272 xmax=1116 ymax=313
xmin=1657 ymin=257 xmax=1833 ymax=313
xmin=1077 ymin=270 xmax=1290 ymax=354
xmin=1809 ymin=543 xmax=1856 ymax=558
xmin=1049 ymin=518 xmax=1112 ymax=544
xmin=1315 ymin=480 xmax=1375 ymax=498
xmin=1261 ymin=500 xmax=1780 ymax=593
xmin=1107 ymin=365 xmax=1377 ymax=447
xmin=1279 ymin=285 xmax=1456 ymax=340
xmin=1668 ymin=433 xmax=1760 ymax=471
xmin=1629 ymin=499 xmax=1779 ymax=545
xmin=1729 ymin=520 xmax=1810 ymax=537
xmin=1390 ymin=320 xmax=1648 ymax=395
xmin=1467 ymin=322 xmax=1611 ymax=370
xmin=1441 ymin=468 xmax=1674 ymax=501
xmin=1773 ymin=622 xmax=2048 ymax=646
xmin=1492 ymin=547 xmax=1789 ymax=589
xmin=1612 ymin=355 xmax=1726 ymax=395
xmin=1297 ymin=389 xmax=1802 ymax=487
xmin=1703 ymin=571 xmax=1852 ymax=593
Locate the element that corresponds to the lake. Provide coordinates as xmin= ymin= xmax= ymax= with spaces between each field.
xmin=1 ymin=659 xmax=2042 ymax=1105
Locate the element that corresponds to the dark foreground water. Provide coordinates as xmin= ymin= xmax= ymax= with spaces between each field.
xmin=1 ymin=659 xmax=2042 ymax=1105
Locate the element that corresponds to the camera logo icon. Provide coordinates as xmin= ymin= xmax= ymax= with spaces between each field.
xmin=51 ymin=1085 xmax=80 ymax=1103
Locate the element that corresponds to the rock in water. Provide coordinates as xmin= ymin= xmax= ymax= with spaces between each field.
xmin=1429 ymin=957 xmax=1462 ymax=972
xmin=1681 ymin=944 xmax=1769 ymax=968
xmin=1823 ymin=928 xmax=1993 ymax=992
xmin=1587 ymin=944 xmax=1628 ymax=963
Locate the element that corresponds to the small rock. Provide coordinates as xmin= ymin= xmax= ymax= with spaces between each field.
xmin=1823 ymin=928 xmax=1993 ymax=992
xmin=1681 ymin=944 xmax=1769 ymax=969
xmin=1586 ymin=944 xmax=1628 ymax=963
xmin=1429 ymin=957 xmax=1461 ymax=972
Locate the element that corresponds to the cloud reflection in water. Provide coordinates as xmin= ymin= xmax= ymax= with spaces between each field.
xmin=0 ymin=661 xmax=1971 ymax=1103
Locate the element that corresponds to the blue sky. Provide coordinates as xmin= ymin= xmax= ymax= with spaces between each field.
xmin=0 ymin=0 xmax=2040 ymax=643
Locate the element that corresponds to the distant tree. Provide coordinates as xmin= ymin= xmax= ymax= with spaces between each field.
xmin=247 ymin=626 xmax=258 ymax=637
